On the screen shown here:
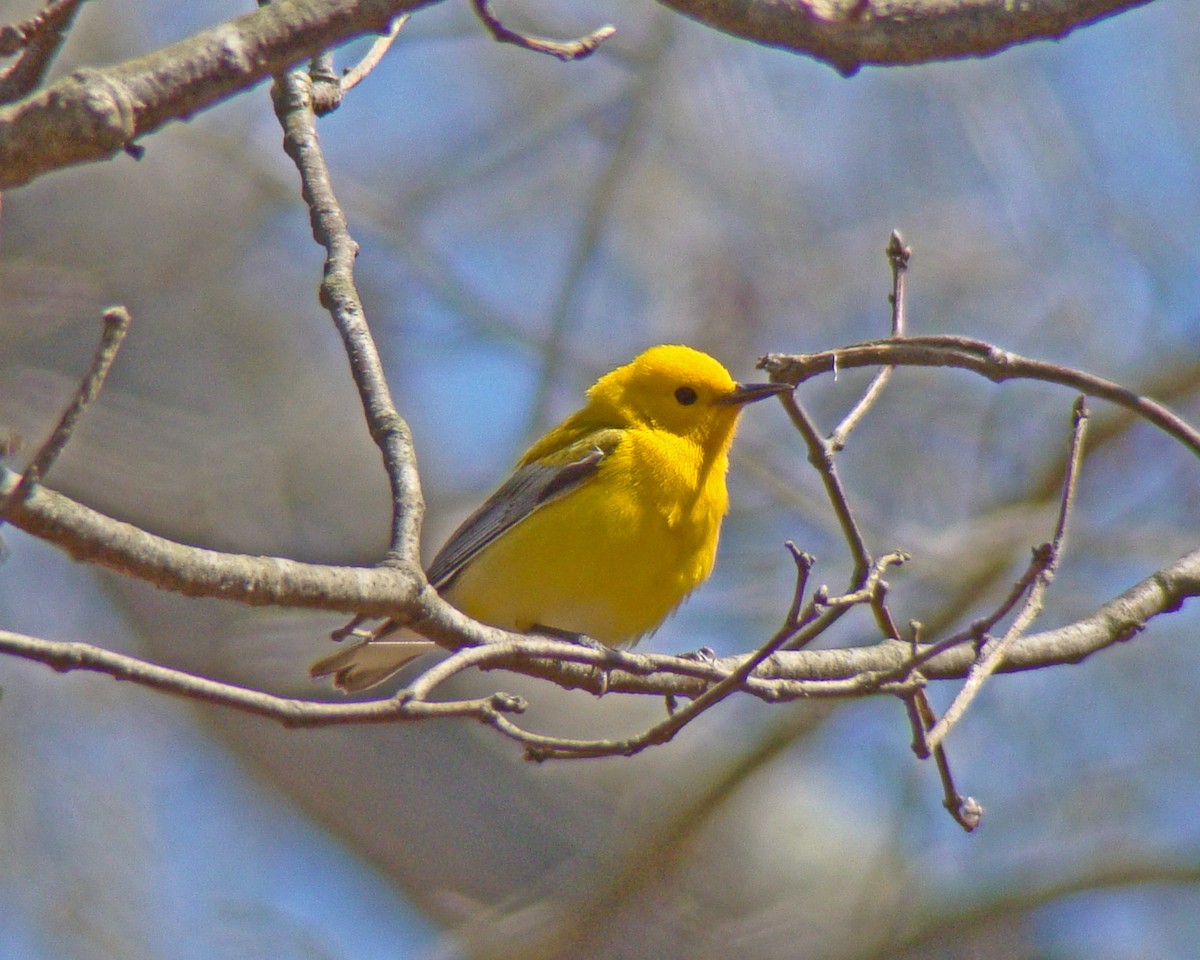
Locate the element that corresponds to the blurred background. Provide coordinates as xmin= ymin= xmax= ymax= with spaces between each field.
xmin=2 ymin=0 xmax=1199 ymax=956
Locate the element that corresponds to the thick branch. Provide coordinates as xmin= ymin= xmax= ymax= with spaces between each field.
xmin=2 ymin=547 xmax=1196 ymax=725
xmin=0 ymin=0 xmax=431 ymax=189
xmin=0 ymin=464 xmax=424 ymax=615
xmin=655 ymin=0 xmax=1157 ymax=75
xmin=4 ymin=452 xmax=1198 ymax=702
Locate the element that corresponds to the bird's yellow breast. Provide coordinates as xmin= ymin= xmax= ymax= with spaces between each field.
xmin=442 ymin=427 xmax=730 ymax=645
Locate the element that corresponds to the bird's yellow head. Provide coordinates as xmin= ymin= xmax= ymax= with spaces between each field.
xmin=586 ymin=344 xmax=788 ymax=448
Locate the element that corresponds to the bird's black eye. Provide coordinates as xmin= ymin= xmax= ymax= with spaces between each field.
xmin=674 ymin=386 xmax=698 ymax=406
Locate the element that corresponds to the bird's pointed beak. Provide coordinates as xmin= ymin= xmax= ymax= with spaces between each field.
xmin=719 ymin=381 xmax=792 ymax=406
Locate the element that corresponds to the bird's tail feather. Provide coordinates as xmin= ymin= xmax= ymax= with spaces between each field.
xmin=308 ymin=639 xmax=436 ymax=693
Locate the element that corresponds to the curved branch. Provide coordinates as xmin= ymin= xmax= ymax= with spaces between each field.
xmin=760 ymin=336 xmax=1200 ymax=458
xmin=656 ymin=0 xmax=1157 ymax=75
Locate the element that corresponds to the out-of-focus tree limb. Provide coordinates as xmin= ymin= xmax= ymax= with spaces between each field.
xmin=655 ymin=0 xmax=1158 ymax=75
xmin=0 ymin=0 xmax=1166 ymax=188
xmin=850 ymin=854 xmax=1200 ymax=960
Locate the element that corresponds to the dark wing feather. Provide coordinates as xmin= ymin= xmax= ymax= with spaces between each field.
xmin=426 ymin=440 xmax=611 ymax=590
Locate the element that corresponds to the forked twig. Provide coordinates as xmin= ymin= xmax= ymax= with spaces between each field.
xmin=773 ymin=235 xmax=982 ymax=830
xmin=923 ymin=397 xmax=1089 ymax=753
xmin=828 ymin=230 xmax=909 ymax=450
xmin=899 ymin=543 xmax=1057 ymax=675
xmin=471 ymin=0 xmax=615 ymax=61
xmin=904 ymin=685 xmax=985 ymax=830
xmin=500 ymin=552 xmax=905 ymax=761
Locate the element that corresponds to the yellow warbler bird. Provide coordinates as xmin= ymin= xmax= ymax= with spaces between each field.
xmin=310 ymin=344 xmax=789 ymax=691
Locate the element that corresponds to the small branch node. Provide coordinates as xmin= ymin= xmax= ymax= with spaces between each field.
xmin=885 ymin=229 xmax=911 ymax=274
xmin=308 ymin=52 xmax=342 ymax=115
xmin=490 ymin=691 xmax=527 ymax=713
xmin=783 ymin=541 xmax=816 ymax=626
xmin=948 ymin=794 xmax=985 ymax=832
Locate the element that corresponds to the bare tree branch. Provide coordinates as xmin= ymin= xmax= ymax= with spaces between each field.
xmin=0 ymin=628 xmax=527 ymax=726
xmin=761 ymin=336 xmax=1200 ymax=459
xmin=655 ymin=0 xmax=1158 ymax=75
xmin=271 ymin=67 xmax=424 ymax=565
xmin=0 ymin=0 xmax=432 ymax=189
xmin=1 ymin=306 xmax=129 ymax=511
xmin=923 ymin=397 xmax=1089 ymax=752
xmin=0 ymin=0 xmax=1169 ymax=188
xmin=2 ymin=324 xmax=1194 ymax=688
xmin=340 ymin=14 xmax=407 ymax=93
xmin=1 ymin=546 xmax=1197 ymax=733
xmin=0 ymin=464 xmax=424 ymax=615
xmin=470 ymin=0 xmax=615 ymax=62
xmin=828 ymin=230 xmax=908 ymax=450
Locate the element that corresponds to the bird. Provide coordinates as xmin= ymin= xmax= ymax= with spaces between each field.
xmin=310 ymin=344 xmax=790 ymax=692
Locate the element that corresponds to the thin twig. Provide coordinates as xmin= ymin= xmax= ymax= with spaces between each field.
xmin=901 ymin=684 xmax=983 ymax=830
xmin=828 ymin=230 xmax=909 ymax=450
xmin=924 ymin=397 xmax=1089 ymax=753
xmin=341 ymin=15 xmax=407 ymax=93
xmin=271 ymin=68 xmax=425 ymax=565
xmin=777 ymin=235 xmax=983 ymax=830
xmin=778 ymin=390 xmax=872 ymax=600
xmin=0 ymin=628 xmax=526 ymax=727
xmin=2 ymin=306 xmax=130 ymax=515
xmin=782 ymin=541 xmax=815 ymax=628
xmin=470 ymin=0 xmax=615 ymax=62
xmin=404 ymin=636 xmax=634 ymax=703
xmin=886 ymin=230 xmax=909 ymax=337
xmin=880 ymin=543 xmax=1054 ymax=687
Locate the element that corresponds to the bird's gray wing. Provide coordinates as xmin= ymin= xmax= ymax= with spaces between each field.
xmin=426 ymin=437 xmax=614 ymax=591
